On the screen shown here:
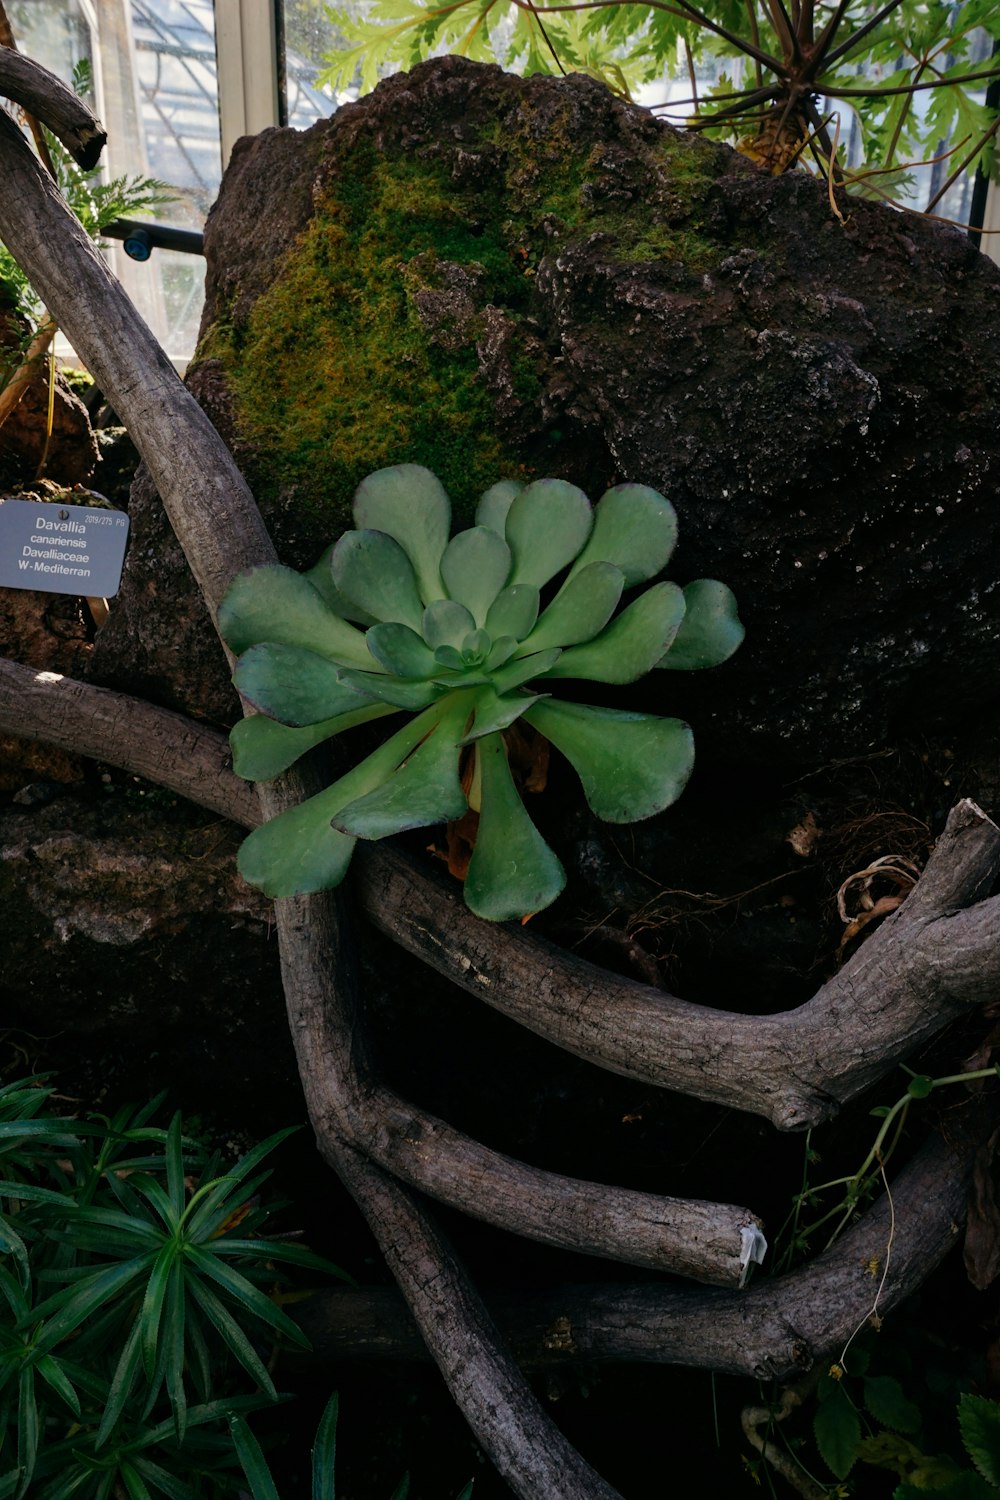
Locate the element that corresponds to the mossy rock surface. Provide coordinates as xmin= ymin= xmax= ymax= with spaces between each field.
xmin=91 ymin=57 xmax=1000 ymax=766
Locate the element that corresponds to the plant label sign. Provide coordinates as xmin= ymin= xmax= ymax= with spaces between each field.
xmin=0 ymin=499 xmax=130 ymax=597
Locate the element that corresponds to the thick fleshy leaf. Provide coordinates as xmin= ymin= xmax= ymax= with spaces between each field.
xmin=516 ymin=562 xmax=624 ymax=654
xmin=485 ymin=583 xmax=539 ymax=642
xmin=218 ymin=567 xmax=374 ymax=668
xmin=303 ymin=545 xmax=378 ymax=626
xmin=230 ymin=705 xmax=398 ymax=783
xmin=461 ymin=686 xmax=544 ymax=742
xmin=236 ymin=703 xmax=446 ymax=897
xmin=464 ymin=733 xmax=565 ymax=921
xmin=433 ymin=645 xmax=466 ymax=672
xmin=657 ymin=579 xmax=745 ymax=669
xmin=543 ymin=582 xmax=685 ymax=684
xmin=440 ymin=526 xmax=512 ymax=625
xmin=422 ymin=598 xmax=477 ymax=650
xmin=332 ymin=530 xmax=425 ymax=632
xmin=337 ymin=670 xmax=441 ymax=710
xmin=566 ymin=483 xmax=677 ymax=587
xmin=353 ymin=464 xmax=451 ymax=603
xmin=332 ymin=694 xmax=470 ymax=838
xmin=476 ymin=478 xmax=523 ymax=536
xmin=504 ymin=480 xmax=594 ymax=588
xmin=366 ymin=622 xmax=438 ymax=678
xmin=484 ymin=635 xmax=519 ymax=671
xmin=462 ymin=629 xmax=492 ymax=663
xmin=525 ymin=700 xmax=694 ymax=822
xmin=489 ymin=647 xmax=562 ymax=696
xmin=234 ymin=644 xmax=373 ymax=727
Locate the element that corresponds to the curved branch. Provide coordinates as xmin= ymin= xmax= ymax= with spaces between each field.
xmin=4 ymin=660 xmax=998 ymax=1139
xmin=0 ymin=658 xmax=762 ymax=1286
xmin=0 ymin=48 xmax=106 ymax=169
xmin=299 ymin=1130 xmax=974 ymax=1380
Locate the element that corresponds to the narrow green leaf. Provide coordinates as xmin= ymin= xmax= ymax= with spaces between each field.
xmin=186 ymin=1127 xmax=297 ymax=1238
xmin=388 ymin=1478 xmax=410 ymax=1500
xmin=353 ymin=464 xmax=452 ymax=604
xmin=234 ymin=644 xmax=373 ymax=727
xmin=185 ymin=1246 xmax=310 ymax=1348
xmin=96 ymin=1315 xmax=143 ymax=1448
xmin=464 ymin=733 xmax=565 ymax=921
xmin=141 ymin=1244 xmax=177 ymax=1381
xmin=543 ymin=582 xmax=686 ymax=684
xmin=0 ymin=1216 xmax=29 ymax=1291
xmin=29 ymin=1256 xmax=152 ymax=1356
xmin=332 ymin=530 xmax=426 ymax=632
xmin=332 ymin=693 xmax=470 ymax=839
xmin=484 ymin=583 xmax=539 ymax=642
xmin=16 ymin=1366 xmax=38 ymax=1496
xmin=504 ymin=479 xmax=593 ymax=588
xmin=475 ymin=478 xmax=523 ymax=536
xmin=566 ymin=482 xmax=677 ymax=586
xmin=814 ymin=1382 xmax=861 ymax=1480
xmin=422 ymin=598 xmax=477 ymax=651
xmin=164 ymin=1115 xmax=184 ymax=1218
xmin=34 ymin=1355 xmax=80 ymax=1419
xmin=960 ymin=1393 xmax=1000 ymax=1487
xmin=230 ymin=1416 xmax=281 ymax=1500
xmin=366 ymin=623 xmax=438 ymax=678
xmin=230 ymin=704 xmax=398 ymax=782
xmin=525 ymin=700 xmax=693 ymax=822
xmin=218 ymin=566 xmax=374 ymax=669
xmin=120 ymin=1462 xmax=154 ymax=1500
xmin=657 ymin=580 xmax=744 ymax=670
xmin=453 ymin=1484 xmax=474 ymax=1500
xmin=184 ymin=1278 xmax=277 ymax=1399
xmin=517 ymin=562 xmax=623 ymax=654
xmin=440 ymin=527 xmax=512 ymax=625
xmin=311 ymin=1391 xmax=338 ymax=1500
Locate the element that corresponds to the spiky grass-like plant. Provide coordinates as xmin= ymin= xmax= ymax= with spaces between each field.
xmin=220 ymin=465 xmax=743 ymax=920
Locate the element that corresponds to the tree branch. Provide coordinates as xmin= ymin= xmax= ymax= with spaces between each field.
xmin=4 ymin=659 xmax=998 ymax=1139
xmin=0 ymin=48 xmax=106 ymax=169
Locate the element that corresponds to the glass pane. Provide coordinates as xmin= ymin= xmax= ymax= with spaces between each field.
xmin=281 ymin=0 xmax=341 ymax=126
xmin=6 ymin=0 xmax=222 ymax=364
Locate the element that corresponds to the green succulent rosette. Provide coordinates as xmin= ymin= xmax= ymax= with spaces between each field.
xmin=219 ymin=464 xmax=743 ymax=921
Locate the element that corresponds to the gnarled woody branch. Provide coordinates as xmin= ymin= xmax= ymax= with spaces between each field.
xmin=5 ymin=654 xmax=998 ymax=1141
xmin=0 ymin=660 xmax=760 ymax=1287
xmin=296 ymin=1129 xmax=974 ymax=1379
xmin=0 ymin=48 xmax=105 ymax=169
xmin=0 ymin=66 xmax=621 ymax=1500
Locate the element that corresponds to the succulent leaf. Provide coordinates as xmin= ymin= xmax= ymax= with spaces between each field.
xmin=566 ymin=483 xmax=678 ymax=587
xmin=504 ymin=479 xmax=594 ymax=588
xmin=352 ymin=464 xmax=451 ymax=603
xmin=332 ymin=694 xmax=470 ymax=839
xmin=489 ymin=647 xmax=562 ymax=696
xmin=544 ymin=582 xmax=686 ymax=684
xmin=484 ymin=635 xmax=519 ymax=671
xmin=525 ymin=700 xmax=694 ymax=822
xmin=422 ymin=598 xmax=477 ymax=651
xmin=236 ymin=703 xmax=447 ymax=897
xmin=304 ymin=545 xmax=378 ymax=626
xmin=464 ymin=732 xmax=566 ymax=921
xmin=230 ymin=705 xmax=398 ymax=783
xmin=476 ymin=478 xmax=524 ymax=536
xmin=366 ymin=622 xmax=438 ymax=679
xmin=233 ymin=643 xmax=373 ymax=727
xmin=657 ymin=580 xmax=745 ymax=670
xmin=331 ymin=530 xmax=426 ymax=633
xmin=461 ymin=686 xmax=545 ymax=743
xmin=218 ymin=566 xmax=375 ymax=669
xmin=484 ymin=584 xmax=540 ymax=642
xmin=338 ymin=670 xmax=442 ymax=710
xmin=440 ymin=526 xmax=512 ymax=625
xmin=517 ymin=561 xmax=624 ymax=654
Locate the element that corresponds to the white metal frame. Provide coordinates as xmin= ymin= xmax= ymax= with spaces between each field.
xmin=214 ymin=0 xmax=282 ymax=168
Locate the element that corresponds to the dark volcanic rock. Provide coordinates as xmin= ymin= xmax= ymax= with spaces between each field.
xmin=90 ymin=57 xmax=1000 ymax=764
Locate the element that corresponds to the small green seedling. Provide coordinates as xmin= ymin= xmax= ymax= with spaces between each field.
xmin=220 ymin=465 xmax=743 ymax=920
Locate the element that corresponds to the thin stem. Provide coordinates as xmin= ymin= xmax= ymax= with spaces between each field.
xmin=925 ymin=109 xmax=1000 ymax=213
xmin=824 ymin=63 xmax=1000 ymax=98
xmin=745 ymin=0 xmax=764 ymax=88
xmin=822 ymin=0 xmax=907 ymax=70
